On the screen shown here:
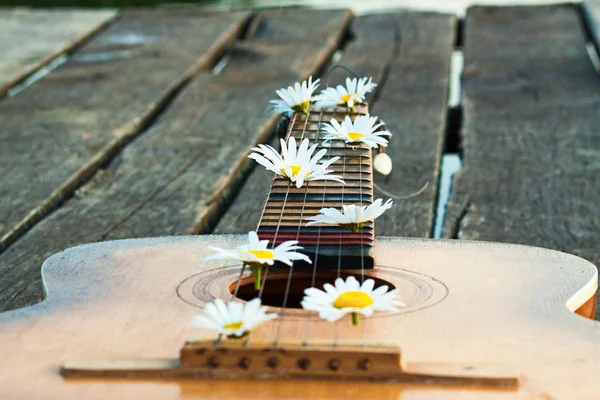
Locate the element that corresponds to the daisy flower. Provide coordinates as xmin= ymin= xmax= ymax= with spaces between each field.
xmin=204 ymin=231 xmax=311 ymax=290
xmin=314 ymin=77 xmax=377 ymax=110
xmin=270 ymin=76 xmax=320 ymax=116
xmin=192 ymin=298 xmax=277 ymax=339
xmin=322 ymin=115 xmax=391 ymax=148
xmin=305 ymin=198 xmax=393 ymax=233
xmin=248 ymin=136 xmax=345 ymax=188
xmin=301 ymin=276 xmax=405 ymax=326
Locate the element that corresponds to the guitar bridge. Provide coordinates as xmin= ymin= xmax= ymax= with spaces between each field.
xmin=61 ymin=340 xmax=519 ymax=388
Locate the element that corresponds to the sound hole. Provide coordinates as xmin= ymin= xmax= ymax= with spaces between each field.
xmin=230 ymin=272 xmax=396 ymax=309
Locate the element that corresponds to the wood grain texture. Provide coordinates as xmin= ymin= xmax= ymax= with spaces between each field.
xmin=0 ymin=9 xmax=352 ymax=312
xmin=0 ymin=8 xmax=117 ymax=97
xmin=214 ymin=12 xmax=456 ymax=237
xmin=0 ymin=9 xmax=252 ymax=311
xmin=582 ymin=0 xmax=600 ymax=55
xmin=0 ymin=235 xmax=597 ymax=399
xmin=0 ymin=9 xmax=250 ymax=251
xmin=442 ymin=5 xmax=600 ymax=318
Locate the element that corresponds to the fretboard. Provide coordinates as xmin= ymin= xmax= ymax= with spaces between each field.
xmin=256 ymin=104 xmax=376 ymax=270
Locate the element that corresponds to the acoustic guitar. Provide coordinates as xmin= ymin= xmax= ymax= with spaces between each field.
xmin=1 ymin=102 xmax=599 ymax=399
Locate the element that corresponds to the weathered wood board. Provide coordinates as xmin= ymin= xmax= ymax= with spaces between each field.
xmin=0 ymin=8 xmax=352 ymax=311
xmin=215 ymin=12 xmax=456 ymax=237
xmin=0 ymin=9 xmax=250 ymax=252
xmin=583 ymin=0 xmax=600 ymax=55
xmin=442 ymin=5 xmax=600 ymax=317
xmin=0 ymin=9 xmax=118 ymax=97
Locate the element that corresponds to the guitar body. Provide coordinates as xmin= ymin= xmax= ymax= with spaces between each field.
xmin=1 ymin=235 xmax=598 ymax=399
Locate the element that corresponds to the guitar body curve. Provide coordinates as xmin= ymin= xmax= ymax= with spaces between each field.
xmin=0 ymin=235 xmax=598 ymax=399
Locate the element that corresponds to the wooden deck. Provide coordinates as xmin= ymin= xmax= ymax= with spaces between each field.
xmin=1 ymin=4 xmax=599 ymax=318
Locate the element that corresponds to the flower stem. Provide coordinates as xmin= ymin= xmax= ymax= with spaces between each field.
xmin=252 ymin=265 xmax=262 ymax=291
xmin=352 ymin=312 xmax=359 ymax=326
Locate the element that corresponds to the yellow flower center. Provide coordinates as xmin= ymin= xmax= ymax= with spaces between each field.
xmin=246 ymin=249 xmax=275 ymax=259
xmin=292 ymin=101 xmax=310 ymax=115
xmin=223 ymin=321 xmax=243 ymax=330
xmin=281 ymin=165 xmax=310 ymax=179
xmin=340 ymin=93 xmax=357 ymax=103
xmin=340 ymin=222 xmax=367 ymax=233
xmin=333 ymin=291 xmax=374 ymax=309
xmin=347 ymin=132 xmax=364 ymax=141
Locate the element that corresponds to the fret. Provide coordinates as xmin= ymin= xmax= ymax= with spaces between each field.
xmin=259 ymin=216 xmax=373 ymax=224
xmin=261 ymin=214 xmax=370 ymax=223
xmin=270 ymin=188 xmax=369 ymax=196
xmin=257 ymin=226 xmax=373 ymax=234
xmin=271 ymin=174 xmax=372 ymax=182
xmin=257 ymin=222 xmax=374 ymax=230
xmin=257 ymin=233 xmax=374 ymax=245
xmin=272 ymin=181 xmax=370 ymax=189
xmin=268 ymin=194 xmax=373 ymax=203
xmin=264 ymin=201 xmax=371 ymax=208
xmin=257 ymin=103 xmax=377 ymax=270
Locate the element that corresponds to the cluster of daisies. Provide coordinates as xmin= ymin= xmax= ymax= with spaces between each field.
xmin=193 ymin=76 xmax=405 ymax=339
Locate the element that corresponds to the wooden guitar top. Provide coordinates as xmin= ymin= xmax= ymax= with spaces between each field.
xmin=0 ymin=235 xmax=598 ymax=399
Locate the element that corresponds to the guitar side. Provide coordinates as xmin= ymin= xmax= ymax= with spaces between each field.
xmin=0 ymin=235 xmax=598 ymax=399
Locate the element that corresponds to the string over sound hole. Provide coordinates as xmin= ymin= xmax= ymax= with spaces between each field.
xmin=230 ymin=272 xmax=396 ymax=309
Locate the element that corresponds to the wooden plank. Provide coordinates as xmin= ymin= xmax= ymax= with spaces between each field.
xmin=582 ymin=0 xmax=600 ymax=55
xmin=0 ymin=8 xmax=352 ymax=312
xmin=214 ymin=12 xmax=456 ymax=237
xmin=0 ymin=8 xmax=117 ymax=97
xmin=442 ymin=5 xmax=600 ymax=315
xmin=368 ymin=13 xmax=454 ymax=237
xmin=0 ymin=9 xmax=251 ymax=251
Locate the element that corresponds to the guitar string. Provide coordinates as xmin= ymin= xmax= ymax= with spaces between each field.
xmin=359 ymin=133 xmax=367 ymax=347
xmin=301 ymin=108 xmax=333 ymax=347
xmin=272 ymin=106 xmax=322 ymax=348
xmin=337 ymin=131 xmax=348 ymax=279
xmin=244 ymin=107 xmax=311 ymax=348
xmin=226 ymin=111 xmax=300 ymax=318
xmin=333 ymin=111 xmax=351 ymax=349
xmin=254 ymin=111 xmax=306 ymax=303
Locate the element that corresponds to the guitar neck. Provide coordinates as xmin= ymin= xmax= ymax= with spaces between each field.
xmin=256 ymin=105 xmax=375 ymax=270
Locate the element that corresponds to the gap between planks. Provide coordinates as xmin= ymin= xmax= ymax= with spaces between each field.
xmin=0 ymin=9 xmax=119 ymax=99
xmin=0 ymin=11 xmax=255 ymax=254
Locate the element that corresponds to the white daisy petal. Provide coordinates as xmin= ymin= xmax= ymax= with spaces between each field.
xmin=192 ymin=315 xmax=222 ymax=331
xmin=248 ymin=137 xmax=345 ymax=188
xmin=306 ymin=198 xmax=392 ymax=230
xmin=361 ymin=278 xmax=375 ymax=293
xmin=203 ymin=231 xmax=311 ymax=269
xmin=193 ymin=298 xmax=277 ymax=337
xmin=321 ymin=114 xmax=391 ymax=148
xmin=270 ymin=77 xmax=320 ymax=116
xmin=314 ymin=76 xmax=376 ymax=109
xmin=301 ymin=276 xmax=404 ymax=325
